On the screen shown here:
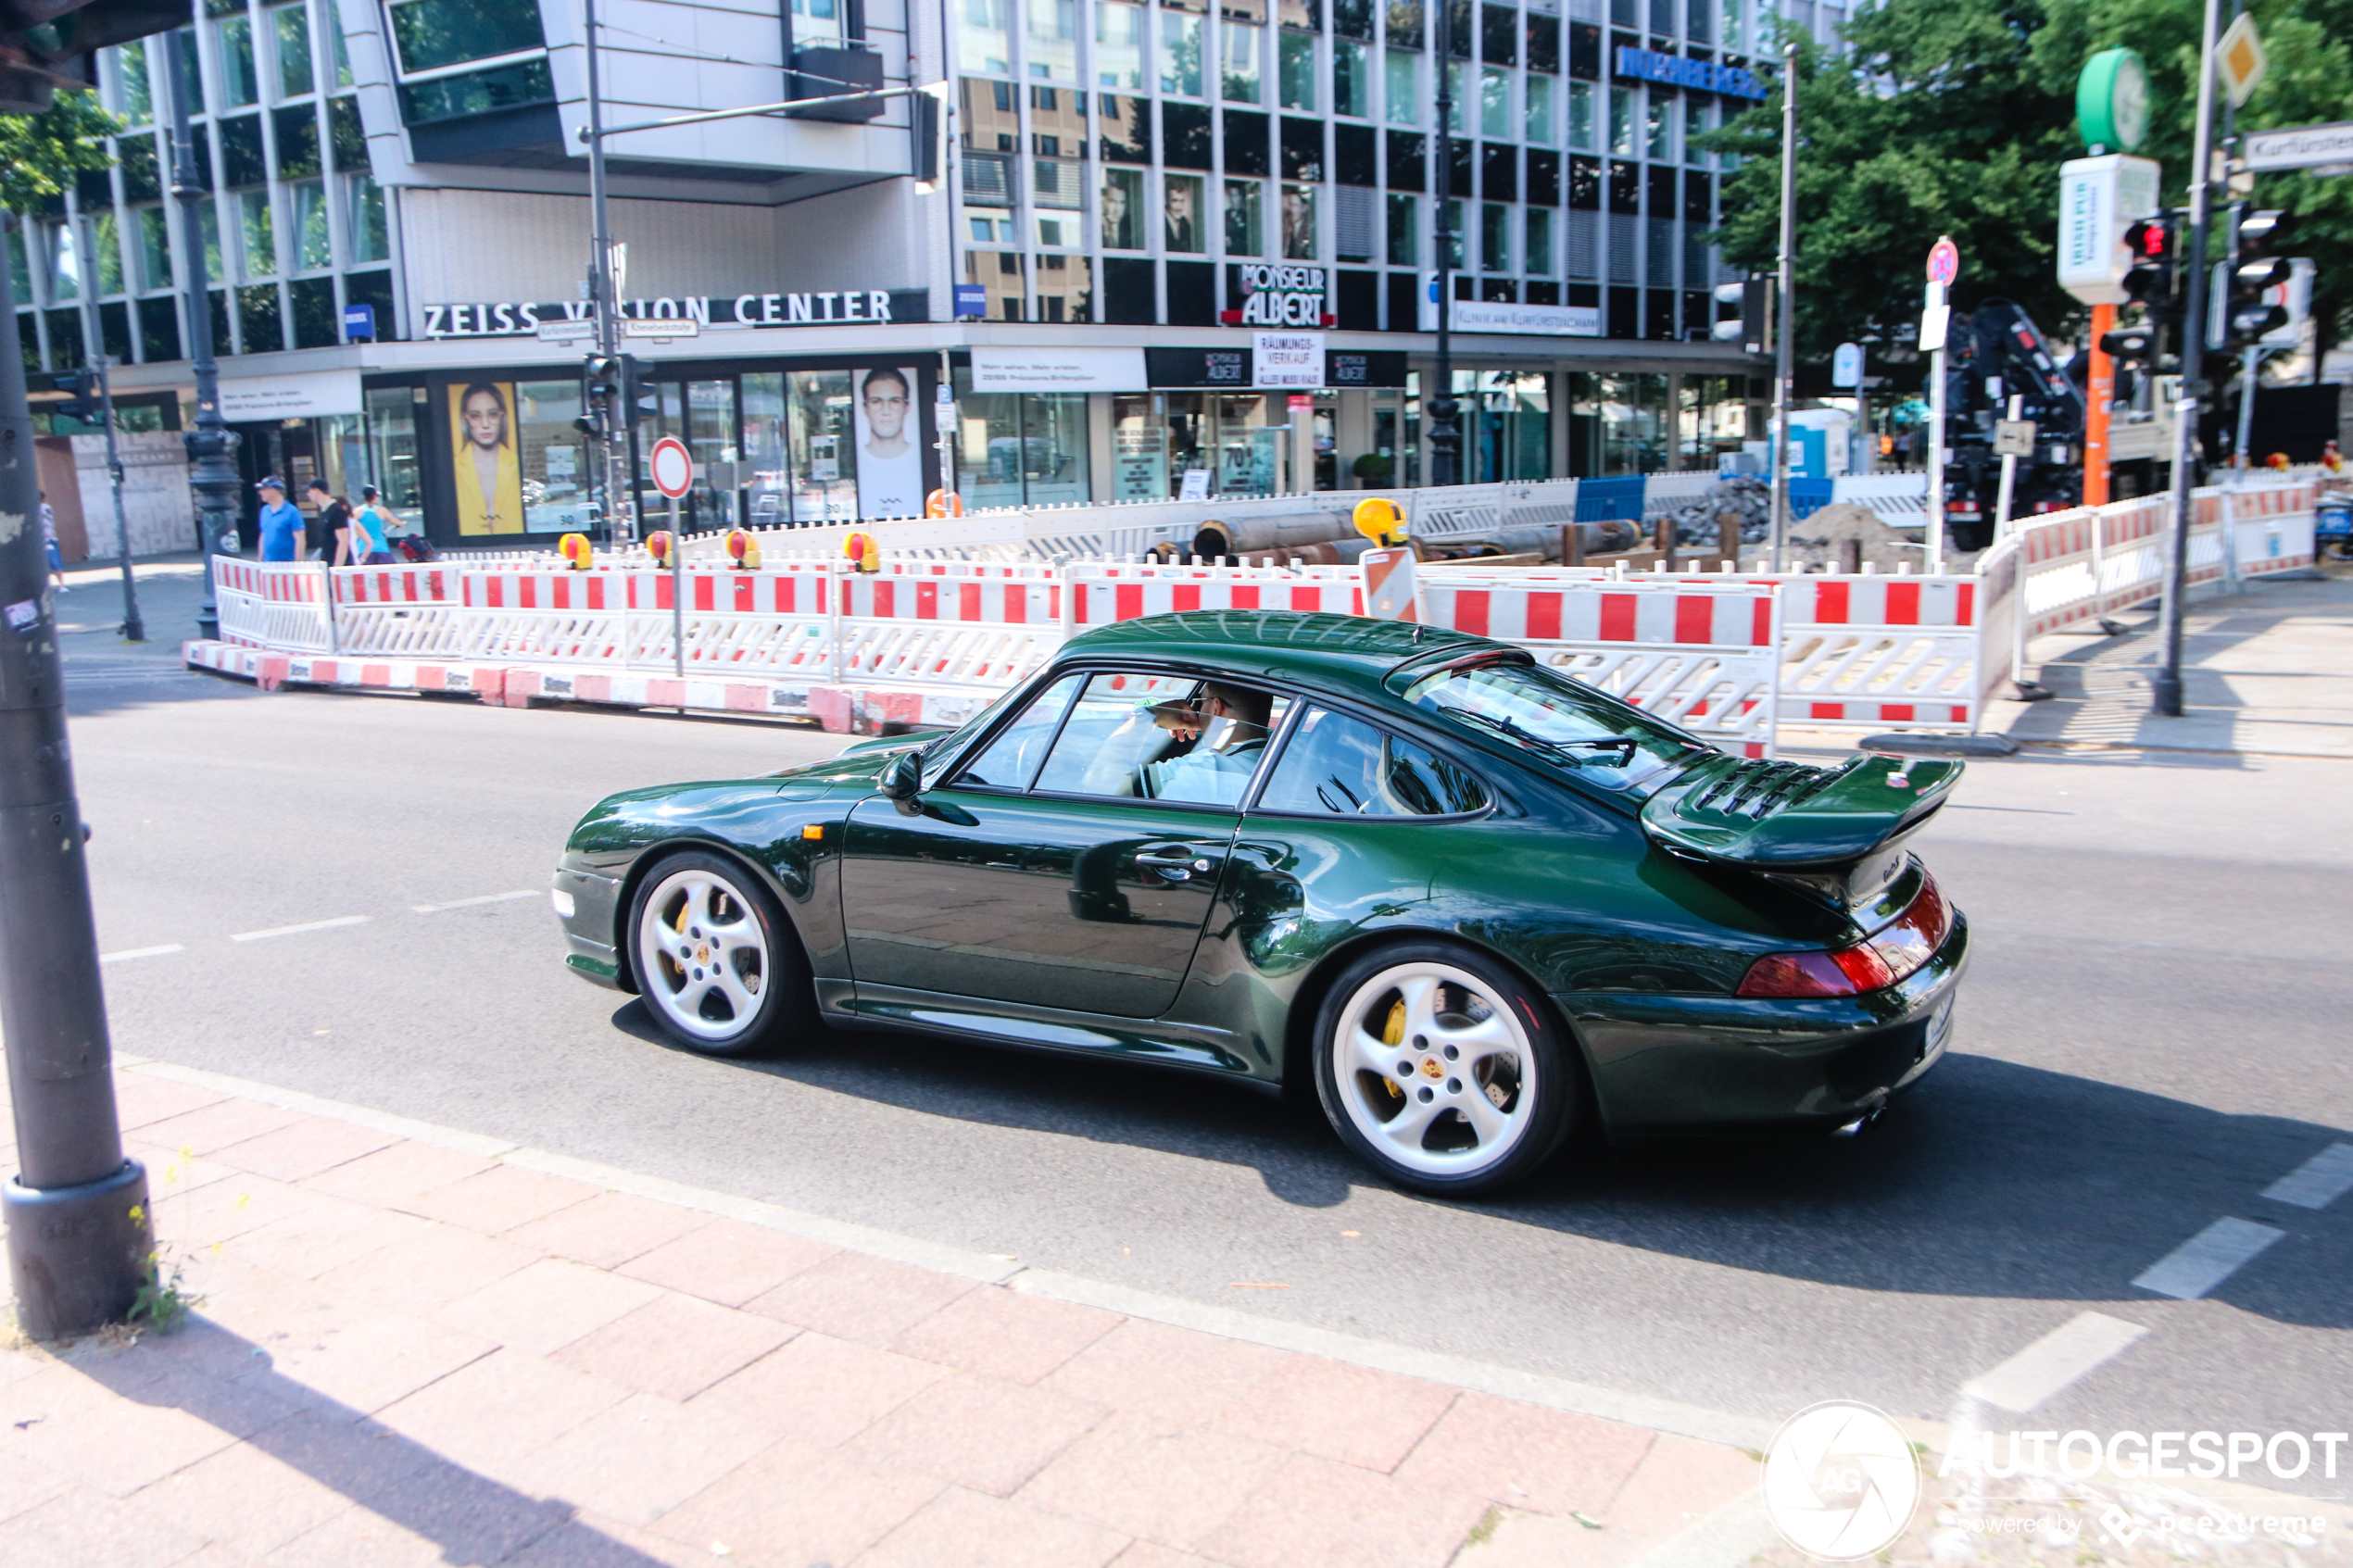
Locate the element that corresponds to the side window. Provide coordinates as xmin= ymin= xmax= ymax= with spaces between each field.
xmin=1256 ymin=707 xmax=1490 ymax=817
xmin=1031 ymin=671 xmax=1290 ymax=806
xmin=953 ymin=673 xmax=1084 ymax=789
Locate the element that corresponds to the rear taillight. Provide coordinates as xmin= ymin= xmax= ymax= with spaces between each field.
xmin=1736 ymin=872 xmax=1952 ymax=999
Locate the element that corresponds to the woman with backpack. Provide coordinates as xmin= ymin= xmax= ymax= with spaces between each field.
xmin=334 ymin=484 xmax=400 ymax=566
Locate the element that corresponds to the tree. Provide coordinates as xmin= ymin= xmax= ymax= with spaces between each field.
xmin=0 ymin=89 xmax=121 ymax=217
xmin=1709 ymin=0 xmax=2353 ymax=370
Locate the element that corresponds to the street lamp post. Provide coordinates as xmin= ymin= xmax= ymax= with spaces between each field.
xmin=0 ymin=211 xmax=153 ymax=1339
xmin=1767 ymin=35 xmax=1798 ymax=571
xmin=585 ymin=0 xmax=628 ymax=544
xmin=1427 ymin=0 xmax=1460 ymax=489
xmin=2154 ymin=0 xmax=2222 ymax=718
xmin=70 ymin=213 xmax=144 ymax=643
xmin=169 ymin=27 xmax=240 ymax=637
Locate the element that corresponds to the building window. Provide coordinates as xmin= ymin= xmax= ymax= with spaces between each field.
xmin=1164 ymin=172 xmax=1205 ymax=250
xmin=1161 ymin=10 xmax=1203 ymax=94
xmin=134 ymin=207 xmax=171 ymax=293
xmin=346 ymin=174 xmax=388 ymax=262
xmin=1647 ymin=93 xmax=1672 ymax=160
xmin=1386 ymin=192 xmax=1416 ymax=264
xmin=271 ymin=0 xmax=313 ymax=98
xmin=1281 ymin=182 xmax=1315 ymax=257
xmin=90 ymin=212 xmax=124 ymax=295
xmin=1225 ymin=178 xmax=1263 ymax=254
xmin=1440 ymin=198 xmax=1463 ymax=269
xmin=960 ymin=0 xmax=1012 ymax=74
xmin=290 ymin=180 xmax=331 ymax=269
xmin=1526 ymin=207 xmax=1553 ymax=274
xmin=1334 ymin=39 xmax=1368 ymax=115
xmin=1480 ymin=201 xmax=1508 ymax=270
xmin=1722 ymin=0 xmax=1743 ymax=52
xmin=216 ymin=12 xmax=260 ymax=107
xmin=114 ymin=39 xmax=155 ymax=124
xmin=39 ymin=220 xmax=79 ymax=303
xmin=239 ymin=189 xmax=277 ymax=279
xmin=1686 ymin=98 xmax=1711 ymax=167
xmin=1278 ymin=31 xmax=1315 ymax=109
xmin=1478 ymin=66 xmax=1509 ymax=138
xmin=791 ymin=0 xmax=845 ymax=50
xmin=1568 ymin=80 xmax=1594 ymax=148
xmin=1101 ymin=166 xmax=1145 ymax=248
xmin=1096 ymin=2 xmax=1145 ymax=88
xmin=1383 ymin=48 xmax=1416 ymax=124
xmin=951 ymin=376 xmax=1091 ymax=508
xmin=1222 ymin=21 xmax=1261 ymax=102
xmin=387 ymin=0 xmax=552 ymax=121
xmin=1525 ymin=72 xmax=1554 ymax=142
xmin=1609 ymin=86 xmax=1634 ymax=155
xmin=1027 ymin=0 xmax=1076 ymax=80
xmin=1443 ymin=60 xmax=1465 ymax=131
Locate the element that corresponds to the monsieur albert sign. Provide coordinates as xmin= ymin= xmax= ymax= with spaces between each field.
xmin=422 ymin=289 xmax=931 ymax=339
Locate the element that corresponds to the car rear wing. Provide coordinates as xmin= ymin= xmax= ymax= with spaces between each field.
xmin=1639 ymin=753 xmax=1962 ymax=871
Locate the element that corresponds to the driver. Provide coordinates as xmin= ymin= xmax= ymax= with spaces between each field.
xmin=1142 ymin=683 xmax=1274 ymax=803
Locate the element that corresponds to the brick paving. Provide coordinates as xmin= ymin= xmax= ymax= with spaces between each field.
xmin=0 ymin=1065 xmax=1764 ymax=1567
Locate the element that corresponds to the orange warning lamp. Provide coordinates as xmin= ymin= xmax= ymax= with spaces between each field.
xmin=647 ymin=530 xmax=673 ymax=568
xmin=843 ymin=531 xmax=880 ymax=572
xmin=925 ymin=488 xmax=964 ymax=518
xmin=558 ymin=533 xmax=592 ymax=571
xmin=1353 ymin=496 xmax=1407 ymax=547
xmin=724 ymin=529 xmax=761 ymax=569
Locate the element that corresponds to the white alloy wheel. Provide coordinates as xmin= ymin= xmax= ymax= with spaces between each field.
xmin=1328 ymin=960 xmax=1539 ymax=1180
xmin=635 ymin=863 xmax=772 ymax=1045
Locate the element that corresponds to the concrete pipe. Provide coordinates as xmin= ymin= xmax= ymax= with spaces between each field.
xmin=1191 ymin=510 xmax=1355 ymax=561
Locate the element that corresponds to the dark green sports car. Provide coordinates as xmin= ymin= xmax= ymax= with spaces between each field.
xmin=552 ymin=612 xmax=1967 ymax=1196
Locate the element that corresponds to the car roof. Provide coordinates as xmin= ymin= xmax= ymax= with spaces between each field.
xmin=1057 ymin=611 xmax=1499 ymax=705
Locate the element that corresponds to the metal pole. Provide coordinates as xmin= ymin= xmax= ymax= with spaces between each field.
xmin=70 ymin=214 xmax=143 ymax=643
xmin=670 ymin=493 xmax=684 ymax=680
xmin=1767 ymin=34 xmax=1798 ymax=571
xmin=1994 ymin=392 xmax=2022 ymax=536
xmin=169 ymin=27 xmax=240 ymax=638
xmin=2155 ymin=0 xmax=2222 ymax=719
xmin=2232 ymin=344 xmax=2262 ymax=473
xmin=1426 ymin=0 xmax=1459 ymax=489
xmin=1926 ymin=289 xmax=1947 ymax=573
xmin=585 ymin=0 xmax=627 ymax=545
xmin=0 ymin=213 xmax=154 ymax=1339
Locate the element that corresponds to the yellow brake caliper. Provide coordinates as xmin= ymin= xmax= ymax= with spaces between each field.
xmin=1380 ymin=998 xmax=1406 ymax=1098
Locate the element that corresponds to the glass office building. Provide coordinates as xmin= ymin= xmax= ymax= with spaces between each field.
xmin=27 ymin=0 xmax=1831 ymax=544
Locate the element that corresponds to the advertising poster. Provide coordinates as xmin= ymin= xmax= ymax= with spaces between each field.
xmin=852 ymin=366 xmax=924 ymax=520
xmin=1114 ymin=427 xmax=1169 ymax=498
xmin=448 ymin=381 xmax=526 ymax=534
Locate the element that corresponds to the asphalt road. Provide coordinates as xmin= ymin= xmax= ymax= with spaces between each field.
xmin=43 ymin=566 xmax=2353 ymax=1480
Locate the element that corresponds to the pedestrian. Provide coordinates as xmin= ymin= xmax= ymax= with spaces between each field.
xmin=2325 ymin=439 xmax=2344 ymax=472
xmin=39 ymin=489 xmax=65 ymax=593
xmin=334 ymin=484 xmax=398 ymax=566
xmin=255 ymin=476 xmax=303 ymax=562
xmin=304 ymin=479 xmax=344 ymax=559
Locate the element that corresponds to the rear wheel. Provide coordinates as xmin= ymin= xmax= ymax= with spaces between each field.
xmin=1313 ymin=943 xmax=1578 ymax=1197
xmin=629 ymin=851 xmax=812 ymax=1057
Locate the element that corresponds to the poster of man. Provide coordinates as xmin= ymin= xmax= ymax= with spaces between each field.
xmin=852 ymin=367 xmax=925 ymax=520
xmin=447 ymin=381 xmax=525 ymax=534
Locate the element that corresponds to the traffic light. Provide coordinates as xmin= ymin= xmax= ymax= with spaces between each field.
xmin=2217 ymin=209 xmax=2296 ymax=348
xmin=2120 ymin=217 xmax=2179 ymax=318
xmin=49 ymin=369 xmax=98 ymax=421
xmin=0 ymin=0 xmax=191 ymax=113
xmin=1709 ymin=278 xmax=1773 ymax=355
xmin=2098 ymin=320 xmax=2158 ymax=368
xmin=619 ymin=353 xmax=653 ymax=430
xmin=575 ymin=354 xmax=621 ymax=437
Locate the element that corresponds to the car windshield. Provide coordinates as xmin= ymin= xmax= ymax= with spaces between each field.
xmin=1401 ymin=659 xmax=1710 ymax=796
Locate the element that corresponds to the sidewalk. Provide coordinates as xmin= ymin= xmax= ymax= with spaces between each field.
xmin=0 ymin=1058 xmax=1768 ymax=1568
xmin=1980 ymin=570 xmax=2353 ymax=759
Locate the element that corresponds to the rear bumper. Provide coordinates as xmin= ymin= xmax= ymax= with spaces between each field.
xmin=1561 ymin=913 xmax=1969 ymax=1137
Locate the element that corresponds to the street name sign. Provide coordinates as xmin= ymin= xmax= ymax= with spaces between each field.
xmin=2245 ymin=120 xmax=2353 ymax=172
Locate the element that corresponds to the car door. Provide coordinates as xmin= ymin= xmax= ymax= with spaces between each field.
xmin=840 ymin=669 xmax=1289 ymax=1019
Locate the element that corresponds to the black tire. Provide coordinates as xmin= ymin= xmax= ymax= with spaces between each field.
xmin=1311 ymin=941 xmax=1579 ymax=1197
xmin=626 ymin=849 xmax=814 ymax=1057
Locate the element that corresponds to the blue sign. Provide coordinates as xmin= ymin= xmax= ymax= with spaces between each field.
xmin=342 ymin=302 xmax=377 ymax=340
xmin=952 ymin=283 xmax=988 ymax=320
xmin=1615 ymin=46 xmax=1768 ymax=100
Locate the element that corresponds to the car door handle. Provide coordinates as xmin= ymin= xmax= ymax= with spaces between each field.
xmin=1136 ymin=846 xmax=1215 ymax=880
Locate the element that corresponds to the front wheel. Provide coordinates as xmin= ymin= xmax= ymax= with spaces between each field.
xmin=1313 ymin=944 xmax=1579 ymax=1197
xmin=628 ymin=850 xmax=812 ymax=1057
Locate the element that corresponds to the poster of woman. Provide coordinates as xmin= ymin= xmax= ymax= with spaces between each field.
xmin=851 ymin=366 xmax=925 ymax=520
xmin=448 ymin=382 xmax=525 ymax=534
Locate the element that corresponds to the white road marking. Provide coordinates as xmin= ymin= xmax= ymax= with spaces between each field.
xmin=100 ymin=944 xmax=184 ymax=963
xmin=2261 ymin=1143 xmax=2353 ymax=1210
xmin=1961 ymin=1311 xmax=2147 ymax=1412
xmin=230 ymin=915 xmax=371 ymax=943
xmin=2131 ymin=1217 xmax=2285 ymax=1300
xmin=410 ymin=889 xmax=540 ymax=914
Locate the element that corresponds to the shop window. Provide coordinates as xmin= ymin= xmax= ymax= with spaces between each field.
xmin=1160 ymin=8 xmax=1203 ymax=94
xmin=360 ymin=385 xmax=423 ymax=509
xmin=1383 ymin=49 xmax=1416 ymax=125
xmin=1163 ymin=173 xmax=1206 ymax=250
xmin=1472 ymin=371 xmax=1550 ymax=482
xmin=1333 ymin=40 xmax=1368 ymax=116
xmin=951 ymin=377 xmax=1090 ymax=508
xmin=272 ymin=1 xmax=313 ymax=98
xmin=238 ymin=282 xmax=283 ymax=353
xmin=1027 ymin=0 xmax=1078 ymax=80
xmin=783 ymin=370 xmax=858 ymax=521
xmin=1095 ymin=1 xmax=1144 ymax=87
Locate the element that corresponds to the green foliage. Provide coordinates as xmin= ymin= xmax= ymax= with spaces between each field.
xmin=0 ymin=90 xmax=122 ymax=216
xmin=1708 ymin=0 xmax=2353 ymax=365
xmin=126 ymin=1249 xmax=200 ymax=1335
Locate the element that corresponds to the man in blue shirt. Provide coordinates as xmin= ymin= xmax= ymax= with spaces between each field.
xmin=255 ymin=476 xmax=303 ymax=562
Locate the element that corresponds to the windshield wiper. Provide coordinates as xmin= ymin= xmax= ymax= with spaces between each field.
xmin=1443 ymin=707 xmax=1642 ymax=769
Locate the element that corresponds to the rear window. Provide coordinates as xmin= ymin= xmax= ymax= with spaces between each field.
xmin=1256 ymin=707 xmax=1488 ymax=818
xmin=1401 ymin=659 xmax=1707 ymax=796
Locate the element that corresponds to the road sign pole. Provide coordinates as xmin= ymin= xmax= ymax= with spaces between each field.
xmin=1994 ymin=394 xmax=2024 ymax=534
xmin=2084 ymin=302 xmax=2116 ymax=506
xmin=2156 ymin=0 xmax=2223 ymax=719
xmin=671 ymin=493 xmax=684 ymax=681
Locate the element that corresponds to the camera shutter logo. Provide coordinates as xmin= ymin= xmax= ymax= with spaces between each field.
xmin=1763 ymin=1401 xmax=1922 ymax=1560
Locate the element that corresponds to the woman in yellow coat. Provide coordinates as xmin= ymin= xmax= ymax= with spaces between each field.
xmin=453 ymin=382 xmax=524 ymax=534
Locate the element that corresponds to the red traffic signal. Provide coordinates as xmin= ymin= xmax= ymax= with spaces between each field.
xmin=2123 ymin=219 xmax=2171 ymax=259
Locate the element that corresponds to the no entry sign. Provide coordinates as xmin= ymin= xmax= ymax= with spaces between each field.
xmin=649 ymin=437 xmax=695 ymax=499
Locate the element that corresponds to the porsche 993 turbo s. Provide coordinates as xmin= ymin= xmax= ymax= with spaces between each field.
xmin=552 ymin=611 xmax=1967 ymax=1196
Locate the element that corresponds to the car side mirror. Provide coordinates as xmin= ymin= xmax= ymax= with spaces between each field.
xmin=879 ymin=749 xmax=924 ymax=813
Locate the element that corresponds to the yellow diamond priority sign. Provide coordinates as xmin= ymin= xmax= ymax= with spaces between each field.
xmin=2217 ymin=13 xmax=2268 ymax=109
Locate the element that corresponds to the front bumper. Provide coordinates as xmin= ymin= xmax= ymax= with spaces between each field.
xmin=1561 ymin=913 xmax=1969 ymax=1137
xmin=554 ymin=861 xmax=631 ymax=991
